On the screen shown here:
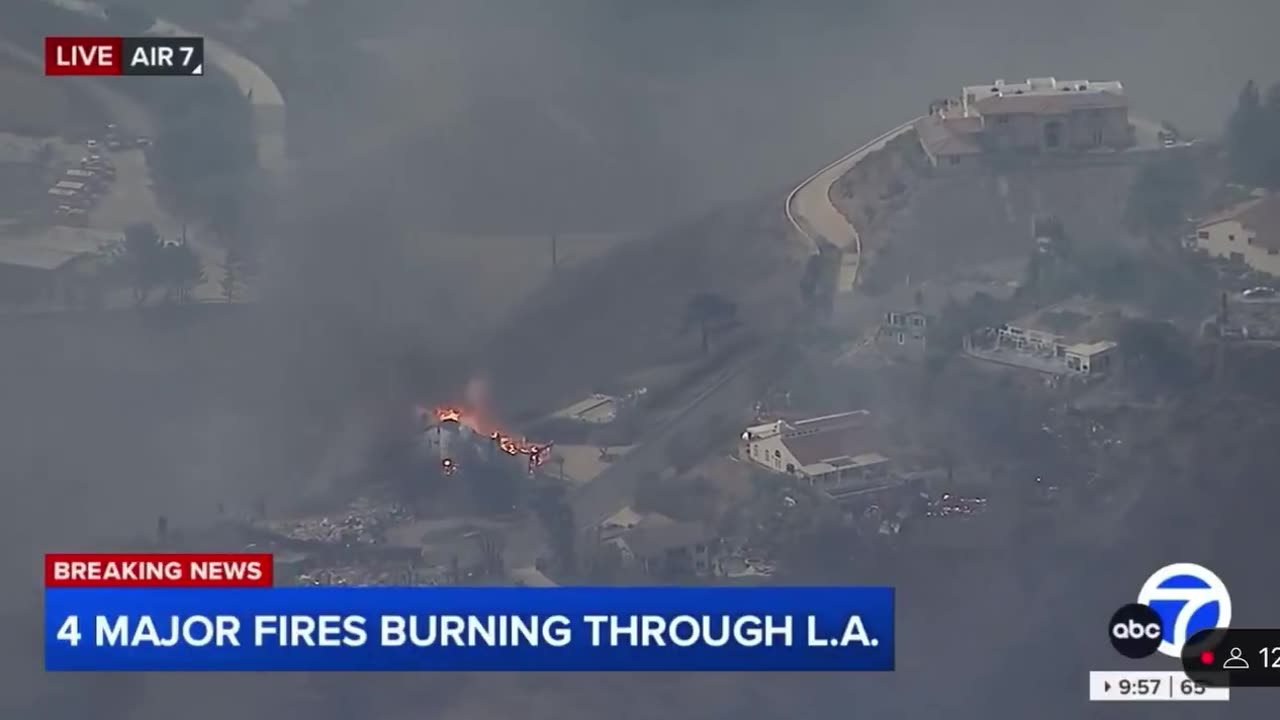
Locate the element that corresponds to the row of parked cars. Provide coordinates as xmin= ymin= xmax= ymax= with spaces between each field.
xmin=47 ymin=148 xmax=118 ymax=225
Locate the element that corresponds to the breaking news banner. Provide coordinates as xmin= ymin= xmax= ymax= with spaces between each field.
xmin=45 ymin=37 xmax=204 ymax=77
xmin=44 ymin=554 xmax=895 ymax=672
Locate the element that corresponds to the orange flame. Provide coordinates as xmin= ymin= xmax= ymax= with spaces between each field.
xmin=428 ymin=405 xmax=552 ymax=468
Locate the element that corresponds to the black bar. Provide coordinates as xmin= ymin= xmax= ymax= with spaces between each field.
xmin=120 ymin=36 xmax=204 ymax=77
xmin=1183 ymin=628 xmax=1280 ymax=686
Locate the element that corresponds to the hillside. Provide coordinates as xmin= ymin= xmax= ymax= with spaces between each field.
xmin=830 ymin=135 xmax=1144 ymax=292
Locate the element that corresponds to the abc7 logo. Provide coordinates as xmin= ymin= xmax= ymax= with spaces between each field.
xmin=1109 ymin=603 xmax=1163 ymax=659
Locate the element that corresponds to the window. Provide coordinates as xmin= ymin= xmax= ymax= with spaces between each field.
xmin=1270 ymin=248 xmax=1278 ymax=256
xmin=997 ymin=115 xmax=1010 ymax=125
xmin=786 ymin=463 xmax=795 ymax=473
xmin=897 ymin=332 xmax=905 ymax=344
xmin=949 ymin=156 xmax=961 ymax=166
xmin=1198 ymin=231 xmax=1209 ymax=239
xmin=774 ymin=449 xmax=781 ymax=458
xmin=1229 ymin=234 xmax=1236 ymax=242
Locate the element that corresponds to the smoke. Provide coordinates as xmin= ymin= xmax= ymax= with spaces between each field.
xmin=463 ymin=375 xmax=494 ymax=422
xmin=6 ymin=0 xmax=1280 ymax=718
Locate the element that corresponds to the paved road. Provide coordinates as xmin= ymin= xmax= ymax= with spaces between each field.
xmin=785 ymin=118 xmax=921 ymax=292
xmin=504 ymin=121 xmax=936 ymax=568
xmin=149 ymin=20 xmax=287 ymax=174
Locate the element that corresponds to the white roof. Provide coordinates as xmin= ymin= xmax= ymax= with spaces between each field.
xmin=803 ymin=452 xmax=890 ymax=476
xmin=0 ymin=244 xmax=89 ymax=271
xmin=601 ymin=506 xmax=645 ymax=529
xmin=743 ymin=420 xmax=784 ymax=439
xmin=1064 ymin=341 xmax=1118 ymax=356
xmin=552 ymin=394 xmax=618 ymax=424
xmin=54 ymin=181 xmax=86 ymax=190
xmin=963 ymin=77 xmax=1125 ymax=99
xmin=0 ymin=225 xmax=120 ymax=269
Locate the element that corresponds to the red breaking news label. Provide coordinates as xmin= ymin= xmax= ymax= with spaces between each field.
xmin=45 ymin=37 xmax=123 ymax=76
xmin=44 ymin=553 xmax=273 ymax=587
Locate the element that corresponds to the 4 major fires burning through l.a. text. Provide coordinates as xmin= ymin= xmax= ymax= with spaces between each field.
xmin=421 ymin=405 xmax=552 ymax=475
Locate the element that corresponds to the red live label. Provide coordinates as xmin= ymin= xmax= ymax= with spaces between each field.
xmin=45 ymin=37 xmax=123 ymax=76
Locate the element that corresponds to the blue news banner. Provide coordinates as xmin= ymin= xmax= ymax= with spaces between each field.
xmin=45 ymin=586 xmax=894 ymax=672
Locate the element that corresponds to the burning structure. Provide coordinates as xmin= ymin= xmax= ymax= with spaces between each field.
xmin=419 ymin=406 xmax=553 ymax=477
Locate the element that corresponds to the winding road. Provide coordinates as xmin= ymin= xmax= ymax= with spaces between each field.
xmin=785 ymin=118 xmax=921 ymax=293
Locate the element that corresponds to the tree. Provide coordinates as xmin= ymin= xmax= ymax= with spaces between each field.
xmin=147 ymin=71 xmax=256 ymax=230
xmin=122 ymin=222 xmax=163 ymax=304
xmin=1225 ymin=80 xmax=1269 ymax=187
xmin=535 ymin=486 xmax=576 ymax=575
xmin=1263 ymin=83 xmax=1280 ymax=188
xmin=35 ymin=142 xmax=54 ymax=166
xmin=219 ymin=247 xmax=246 ymax=303
xmin=680 ymin=292 xmax=739 ymax=354
xmin=1124 ymin=152 xmax=1200 ymax=241
xmin=160 ymin=242 xmax=206 ymax=303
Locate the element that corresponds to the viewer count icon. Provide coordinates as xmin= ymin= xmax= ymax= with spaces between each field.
xmin=1222 ymin=648 xmax=1250 ymax=670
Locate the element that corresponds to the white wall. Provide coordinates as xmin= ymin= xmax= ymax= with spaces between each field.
xmin=745 ymin=436 xmax=801 ymax=474
xmin=1197 ymin=219 xmax=1280 ymax=276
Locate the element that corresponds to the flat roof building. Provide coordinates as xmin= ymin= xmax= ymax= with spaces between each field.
xmin=918 ymin=76 xmax=1133 ymax=168
xmin=0 ymin=225 xmax=119 ymax=304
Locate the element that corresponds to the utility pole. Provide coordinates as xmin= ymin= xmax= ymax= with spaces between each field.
xmin=1215 ymin=291 xmax=1230 ymax=386
xmin=550 ymin=232 xmax=558 ymax=274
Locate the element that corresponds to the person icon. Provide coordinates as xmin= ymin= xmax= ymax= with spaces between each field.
xmin=1223 ymin=647 xmax=1250 ymax=670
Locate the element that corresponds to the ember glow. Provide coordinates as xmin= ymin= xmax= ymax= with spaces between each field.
xmin=427 ymin=405 xmax=552 ymax=469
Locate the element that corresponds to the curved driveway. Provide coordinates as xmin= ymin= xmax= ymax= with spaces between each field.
xmin=149 ymin=20 xmax=287 ymax=174
xmin=785 ymin=118 xmax=921 ymax=292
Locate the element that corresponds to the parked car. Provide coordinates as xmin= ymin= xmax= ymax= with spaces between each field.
xmin=1243 ymin=286 xmax=1277 ymax=300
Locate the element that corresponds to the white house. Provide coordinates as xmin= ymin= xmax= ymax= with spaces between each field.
xmin=740 ymin=410 xmax=891 ymax=497
xmin=994 ymin=319 xmax=1118 ymax=377
xmin=1194 ymin=194 xmax=1280 ymax=277
xmin=1063 ymin=341 xmax=1118 ymax=375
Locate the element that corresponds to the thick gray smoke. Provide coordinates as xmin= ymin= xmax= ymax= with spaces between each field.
xmin=4 ymin=0 xmax=1280 ymax=718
